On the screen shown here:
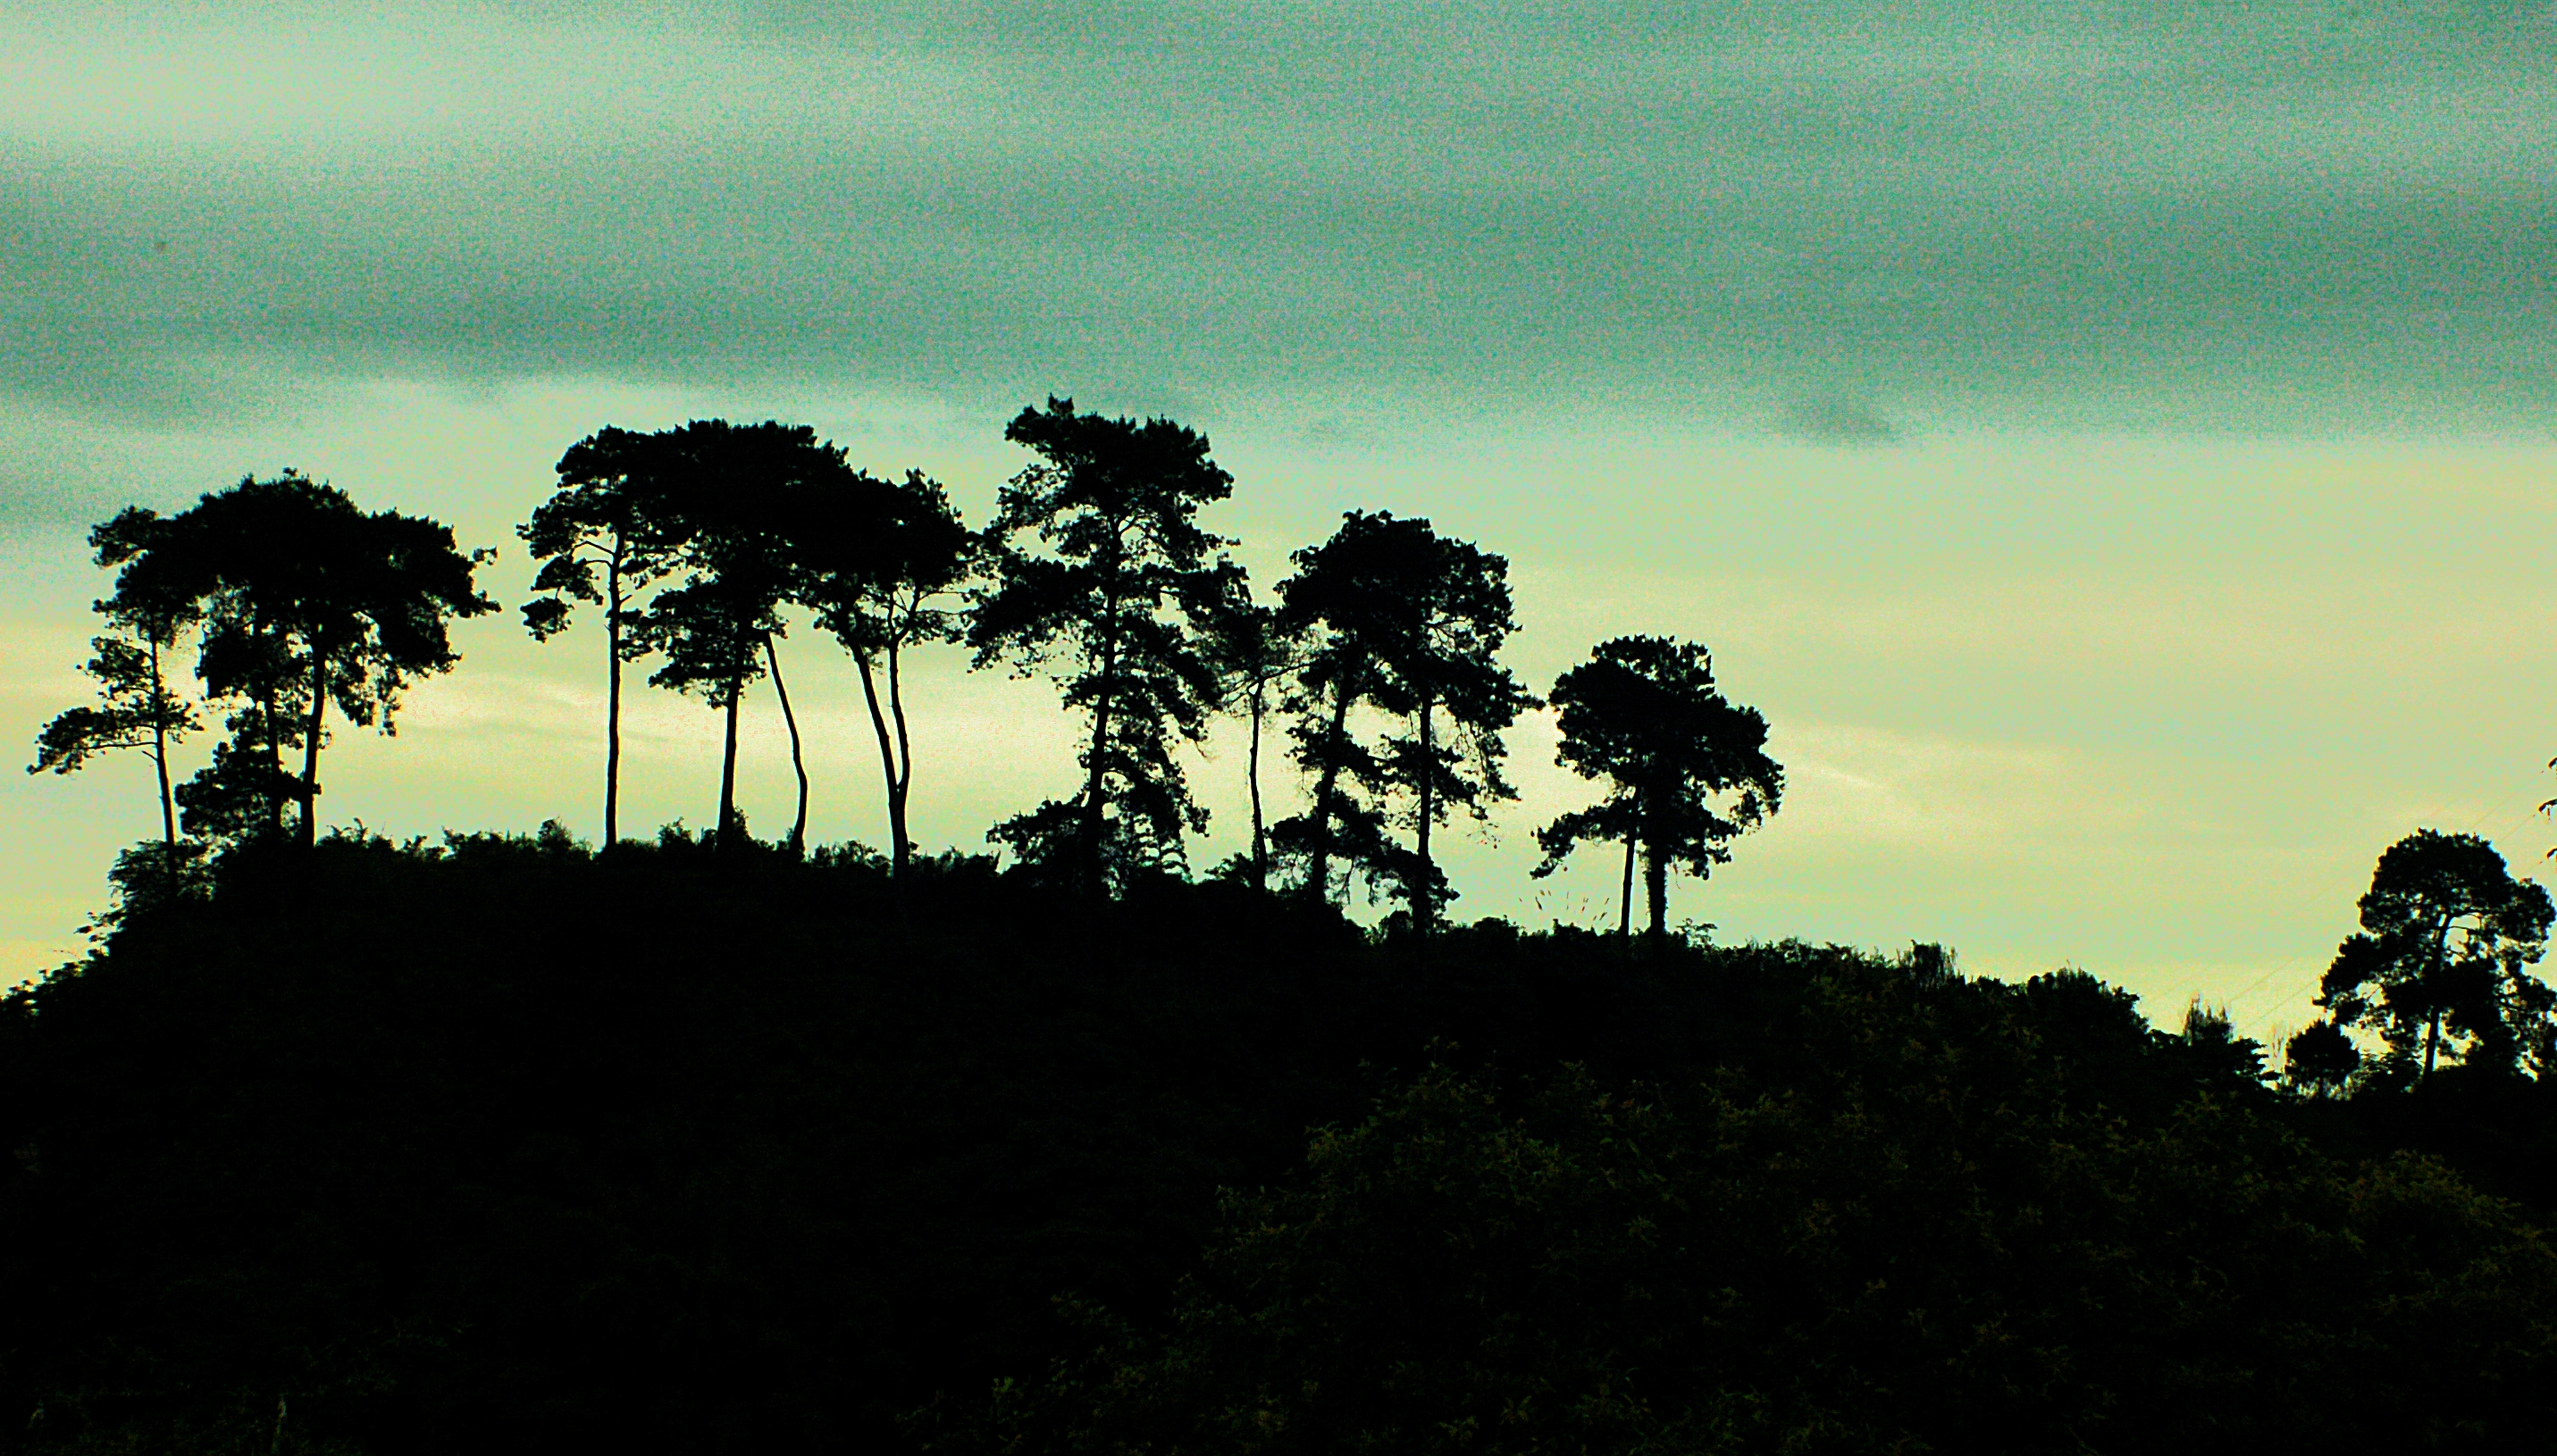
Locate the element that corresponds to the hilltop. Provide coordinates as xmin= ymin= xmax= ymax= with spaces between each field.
xmin=4 ymin=831 xmax=2556 ymax=1453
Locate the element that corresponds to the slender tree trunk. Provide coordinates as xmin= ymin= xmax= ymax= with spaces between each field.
xmin=855 ymin=650 xmax=903 ymax=874
xmin=148 ymin=634 xmax=179 ymax=877
xmin=1246 ymin=681 xmax=1267 ymax=894
xmin=262 ymin=686 xmax=285 ymax=839
xmin=1646 ymin=843 xmax=1670 ymax=939
xmin=1619 ymin=831 xmax=1636 ymax=939
xmin=2424 ymin=916 xmax=2453 ymax=1079
xmin=1081 ymin=615 xmax=1121 ymax=897
xmin=717 ymin=684 xmax=742 ymax=852
xmin=886 ymin=635 xmax=916 ymax=878
xmin=1304 ymin=671 xmax=1356 ymax=903
xmin=1413 ymin=695 xmax=1436 ymax=934
xmin=604 ymin=554 xmax=624 ymax=847
xmin=766 ymin=638 xmax=808 ymax=858
xmin=298 ymin=648 xmax=328 ymax=849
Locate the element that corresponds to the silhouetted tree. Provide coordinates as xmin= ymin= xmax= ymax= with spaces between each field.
xmin=30 ymin=510 xmax=203 ymax=877
xmin=520 ymin=426 xmax=688 ymax=847
xmin=631 ymin=421 xmax=832 ymax=853
xmin=2318 ymin=830 xmax=2556 ymax=1080
xmin=104 ymin=473 xmax=492 ymax=849
xmin=1532 ymin=637 xmax=1782 ymax=939
xmin=2285 ymin=1019 xmax=2361 ymax=1097
xmin=793 ymin=467 xmax=973 ymax=881
xmin=2176 ymin=999 xmax=2268 ymax=1084
xmin=1272 ymin=512 xmax=1527 ymax=930
xmin=1374 ymin=529 xmax=1528 ymax=933
xmin=1203 ymin=598 xmax=1304 ymax=895
xmin=1269 ymin=514 xmax=1406 ymax=908
xmin=968 ymin=397 xmax=1239 ymax=893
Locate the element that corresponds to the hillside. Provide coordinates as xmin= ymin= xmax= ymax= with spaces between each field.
xmin=4 ymin=831 xmax=2557 ymax=1453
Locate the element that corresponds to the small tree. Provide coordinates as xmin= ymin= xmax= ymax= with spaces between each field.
xmin=2318 ymin=829 xmax=2557 ymax=1080
xmin=793 ymin=466 xmax=974 ymax=881
xmin=30 ymin=509 xmax=202 ymax=877
xmin=1532 ymin=637 xmax=1782 ymax=940
xmin=968 ymin=397 xmax=1239 ymax=894
xmin=520 ymin=426 xmax=687 ymax=847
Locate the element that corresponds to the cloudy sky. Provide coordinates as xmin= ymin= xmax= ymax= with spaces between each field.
xmin=5 ymin=0 xmax=2553 ymax=1043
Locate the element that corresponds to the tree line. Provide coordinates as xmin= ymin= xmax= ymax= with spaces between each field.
xmin=34 ymin=398 xmax=1782 ymax=938
xmin=34 ymin=395 xmax=2557 ymax=1091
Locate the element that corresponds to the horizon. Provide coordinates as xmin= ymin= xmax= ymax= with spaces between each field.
xmin=7 ymin=2 xmax=2554 ymax=1047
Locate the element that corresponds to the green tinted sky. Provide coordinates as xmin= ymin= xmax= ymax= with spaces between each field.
xmin=4 ymin=1 xmax=2553 ymax=1042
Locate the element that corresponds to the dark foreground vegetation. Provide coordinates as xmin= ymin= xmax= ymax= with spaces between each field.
xmin=9 ymin=834 xmax=2557 ymax=1454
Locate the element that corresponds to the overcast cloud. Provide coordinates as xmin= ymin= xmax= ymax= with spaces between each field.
xmin=4 ymin=0 xmax=2552 ymax=473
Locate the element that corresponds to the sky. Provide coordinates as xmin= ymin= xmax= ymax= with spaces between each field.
xmin=4 ymin=0 xmax=2553 ymax=1050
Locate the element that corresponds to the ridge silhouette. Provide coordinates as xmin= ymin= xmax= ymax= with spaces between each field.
xmin=17 ymin=403 xmax=2557 ymax=1453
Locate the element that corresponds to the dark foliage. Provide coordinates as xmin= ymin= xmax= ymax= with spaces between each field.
xmin=13 ymin=839 xmax=2548 ymax=1452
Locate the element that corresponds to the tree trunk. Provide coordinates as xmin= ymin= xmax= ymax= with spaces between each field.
xmin=1303 ymin=671 xmax=1356 ymax=903
xmin=298 ymin=648 xmax=328 ymax=849
xmin=1080 ymin=619 xmax=1120 ymax=898
xmin=1413 ymin=697 xmax=1435 ymax=934
xmin=261 ymin=685 xmax=285 ymax=839
xmin=2425 ymin=916 xmax=2453 ymax=1078
xmin=1246 ymin=681 xmax=1267 ymax=894
xmin=148 ymin=634 xmax=179 ymax=877
xmin=766 ymin=638 xmax=808 ymax=858
xmin=1646 ymin=841 xmax=1670 ymax=940
xmin=1619 ymin=831 xmax=1636 ymax=940
xmin=604 ymin=550 xmax=624 ymax=847
xmin=855 ymin=650 xmax=903 ymax=876
xmin=886 ymin=635 xmax=916 ymax=879
xmin=717 ymin=685 xmax=742 ymax=852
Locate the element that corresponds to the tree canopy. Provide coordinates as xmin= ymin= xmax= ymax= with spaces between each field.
xmin=1534 ymin=636 xmax=1782 ymax=939
xmin=521 ymin=425 xmax=692 ymax=846
xmin=792 ymin=466 xmax=974 ymax=881
xmin=969 ymin=397 xmax=1241 ymax=893
xmin=1272 ymin=511 xmax=1529 ymax=928
xmin=82 ymin=473 xmax=491 ymax=849
xmin=2318 ymin=829 xmax=2557 ymax=1081
xmin=616 ymin=421 xmax=844 ymax=850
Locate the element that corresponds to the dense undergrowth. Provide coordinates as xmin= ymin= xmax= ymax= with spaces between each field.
xmin=5 ymin=830 xmax=2557 ymax=1453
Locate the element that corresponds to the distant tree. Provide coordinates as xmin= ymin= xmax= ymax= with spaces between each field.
xmin=2284 ymin=1019 xmax=2361 ymax=1098
xmin=107 ymin=473 xmax=492 ymax=849
xmin=29 ymin=508 xmax=203 ymax=877
xmin=520 ymin=427 xmax=687 ymax=847
xmin=1531 ymin=637 xmax=1782 ymax=940
xmin=968 ymin=397 xmax=1239 ymax=893
xmin=2318 ymin=830 xmax=2557 ymax=1080
xmin=2175 ymin=999 xmax=2268 ymax=1085
xmin=793 ymin=466 xmax=974 ymax=881
xmin=1202 ymin=597 xmax=1304 ymax=895
xmin=630 ymin=421 xmax=834 ymax=854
